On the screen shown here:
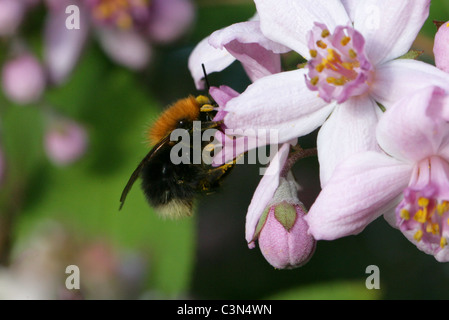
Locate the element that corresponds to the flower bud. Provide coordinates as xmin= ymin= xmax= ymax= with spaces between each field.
xmin=2 ymin=54 xmax=46 ymax=104
xmin=44 ymin=118 xmax=88 ymax=166
xmin=434 ymin=21 xmax=449 ymax=73
xmin=253 ymin=175 xmax=316 ymax=269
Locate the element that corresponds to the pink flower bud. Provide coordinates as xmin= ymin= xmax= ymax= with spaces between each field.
xmin=253 ymin=176 xmax=316 ymax=269
xmin=0 ymin=0 xmax=25 ymax=36
xmin=44 ymin=118 xmax=88 ymax=166
xmin=434 ymin=21 xmax=449 ymax=73
xmin=2 ymin=54 xmax=46 ymax=104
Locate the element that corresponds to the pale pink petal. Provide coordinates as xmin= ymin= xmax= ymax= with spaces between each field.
xmin=208 ymin=21 xmax=290 ymax=55
xmin=44 ymin=4 xmax=90 ymax=84
xmin=45 ymin=118 xmax=88 ymax=166
xmin=371 ymin=59 xmax=449 ymax=107
xmin=306 ymin=152 xmax=412 ymax=240
xmin=254 ymin=0 xmax=350 ymax=58
xmin=317 ymin=95 xmax=381 ymax=187
xmin=2 ymin=54 xmax=46 ymax=104
xmin=97 ymin=28 xmax=151 ymax=70
xmin=246 ymin=143 xmax=290 ymax=247
xmin=0 ymin=0 xmax=25 ymax=36
xmin=209 ymin=21 xmax=290 ymax=82
xmin=376 ymin=86 xmax=449 ymax=163
xmin=188 ymin=36 xmax=235 ymax=90
xmin=224 ymin=69 xmax=335 ymax=143
xmin=353 ymin=0 xmax=430 ymax=65
xmin=433 ymin=21 xmax=449 ymax=73
xmin=209 ymin=85 xmax=239 ymax=121
xmin=340 ymin=0 xmax=356 ymax=21
xmin=147 ymin=0 xmax=195 ymax=43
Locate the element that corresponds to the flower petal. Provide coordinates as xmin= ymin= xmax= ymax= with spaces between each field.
xmin=306 ymin=151 xmax=412 ymax=240
xmin=209 ymin=21 xmax=290 ymax=82
xmin=353 ymin=0 xmax=430 ymax=65
xmin=317 ymin=95 xmax=381 ymax=187
xmin=44 ymin=4 xmax=90 ymax=84
xmin=224 ymin=69 xmax=335 ymax=143
xmin=376 ymin=86 xmax=449 ymax=163
xmin=434 ymin=21 xmax=449 ymax=73
xmin=209 ymin=85 xmax=240 ymax=121
xmin=96 ymin=28 xmax=151 ymax=70
xmin=188 ymin=36 xmax=236 ymax=90
xmin=254 ymin=0 xmax=350 ymax=58
xmin=147 ymin=0 xmax=195 ymax=43
xmin=371 ymin=59 xmax=449 ymax=107
xmin=246 ymin=143 xmax=290 ymax=247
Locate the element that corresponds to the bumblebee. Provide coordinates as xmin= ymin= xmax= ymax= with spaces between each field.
xmin=119 ymin=94 xmax=235 ymax=219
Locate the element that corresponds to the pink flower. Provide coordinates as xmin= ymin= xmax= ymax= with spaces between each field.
xmin=251 ymin=173 xmax=316 ymax=269
xmin=44 ymin=118 xmax=88 ymax=166
xmin=1 ymin=53 xmax=46 ymax=104
xmin=218 ymin=0 xmax=449 ymax=187
xmin=305 ymin=86 xmax=449 ymax=262
xmin=0 ymin=0 xmax=26 ymax=36
xmin=433 ymin=21 xmax=449 ymax=73
xmin=44 ymin=0 xmax=195 ymax=84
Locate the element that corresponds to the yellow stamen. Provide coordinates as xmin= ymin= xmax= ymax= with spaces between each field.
xmin=321 ymin=29 xmax=330 ymax=38
xmin=340 ymin=36 xmax=351 ymax=46
xmin=315 ymin=63 xmax=325 ymax=73
xmin=310 ymin=76 xmax=319 ymax=86
xmin=309 ymin=49 xmax=318 ymax=58
xmin=418 ymin=197 xmax=429 ymax=208
xmin=333 ymin=77 xmax=345 ymax=86
xmin=414 ymin=230 xmax=423 ymax=242
xmin=326 ymin=77 xmax=336 ymax=84
xmin=327 ymin=49 xmax=341 ymax=63
xmin=441 ymin=237 xmax=448 ymax=248
xmin=426 ymin=223 xmax=439 ymax=235
xmin=400 ymin=209 xmax=410 ymax=220
xmin=341 ymin=62 xmax=354 ymax=70
xmin=437 ymin=201 xmax=449 ymax=216
xmin=316 ymin=40 xmax=327 ymax=49
xmin=348 ymin=49 xmax=357 ymax=59
xmin=116 ymin=13 xmax=132 ymax=29
xmin=414 ymin=209 xmax=427 ymax=223
xmin=94 ymin=4 xmax=113 ymax=19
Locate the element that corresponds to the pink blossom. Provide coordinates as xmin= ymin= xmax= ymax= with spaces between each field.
xmin=44 ymin=0 xmax=195 ymax=84
xmin=217 ymin=0 xmax=449 ymax=188
xmin=2 ymin=53 xmax=46 ymax=104
xmin=44 ymin=118 xmax=88 ymax=166
xmin=305 ymin=86 xmax=449 ymax=262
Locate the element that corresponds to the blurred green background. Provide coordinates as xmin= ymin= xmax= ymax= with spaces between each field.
xmin=1 ymin=0 xmax=449 ymax=300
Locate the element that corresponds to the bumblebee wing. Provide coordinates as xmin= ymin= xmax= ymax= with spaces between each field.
xmin=119 ymin=135 xmax=171 ymax=210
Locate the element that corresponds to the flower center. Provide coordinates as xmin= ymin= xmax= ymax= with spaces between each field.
xmin=396 ymin=157 xmax=449 ymax=254
xmin=305 ymin=23 xmax=373 ymax=103
xmin=87 ymin=0 xmax=151 ymax=30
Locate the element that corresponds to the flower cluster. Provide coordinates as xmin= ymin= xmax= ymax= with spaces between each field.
xmin=0 ymin=0 xmax=194 ymax=183
xmin=189 ymin=0 xmax=449 ymax=268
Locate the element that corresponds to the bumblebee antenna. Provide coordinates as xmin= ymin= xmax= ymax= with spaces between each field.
xmin=201 ymin=63 xmax=211 ymax=91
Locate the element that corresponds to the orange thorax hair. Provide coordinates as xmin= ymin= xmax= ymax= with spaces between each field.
xmin=147 ymin=96 xmax=201 ymax=145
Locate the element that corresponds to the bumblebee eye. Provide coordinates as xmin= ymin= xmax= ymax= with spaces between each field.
xmin=177 ymin=118 xmax=188 ymax=128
